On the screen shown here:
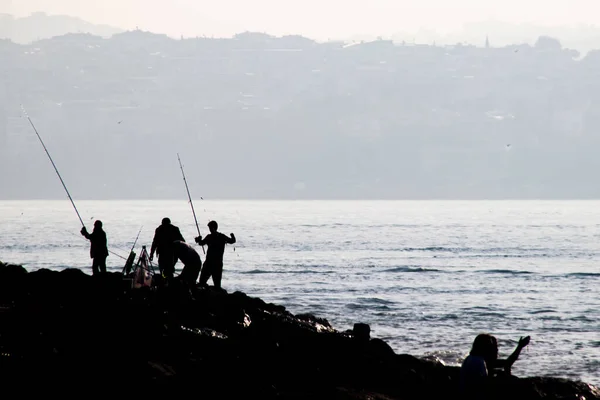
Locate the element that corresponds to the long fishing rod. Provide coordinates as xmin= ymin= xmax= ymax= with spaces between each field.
xmin=22 ymin=105 xmax=85 ymax=228
xmin=177 ymin=153 xmax=205 ymax=254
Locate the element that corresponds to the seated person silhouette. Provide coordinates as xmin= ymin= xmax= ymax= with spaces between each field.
xmin=460 ymin=333 xmax=530 ymax=398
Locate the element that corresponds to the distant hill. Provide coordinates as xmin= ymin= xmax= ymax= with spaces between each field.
xmin=3 ymin=30 xmax=600 ymax=199
xmin=0 ymin=12 xmax=123 ymax=44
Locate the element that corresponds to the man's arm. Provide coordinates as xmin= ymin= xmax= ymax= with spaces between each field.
xmin=195 ymin=235 xmax=206 ymax=246
xmin=226 ymin=233 xmax=236 ymax=244
xmin=150 ymin=229 xmax=159 ymax=259
xmin=80 ymin=227 xmax=91 ymax=240
xmin=500 ymin=336 xmax=530 ymax=374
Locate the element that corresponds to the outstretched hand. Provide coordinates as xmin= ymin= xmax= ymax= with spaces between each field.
xmin=519 ymin=336 xmax=531 ymax=348
xmin=230 ymin=233 xmax=235 ymax=239
xmin=195 ymin=235 xmax=202 ymax=244
xmin=80 ymin=227 xmax=87 ymax=236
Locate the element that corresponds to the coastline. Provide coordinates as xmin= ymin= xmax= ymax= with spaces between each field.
xmin=0 ymin=261 xmax=598 ymax=399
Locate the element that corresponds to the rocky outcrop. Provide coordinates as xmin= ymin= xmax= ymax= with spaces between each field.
xmin=0 ymin=262 xmax=598 ymax=399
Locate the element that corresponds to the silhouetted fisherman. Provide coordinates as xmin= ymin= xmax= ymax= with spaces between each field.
xmin=172 ymin=240 xmax=202 ymax=287
xmin=80 ymin=220 xmax=109 ymax=276
xmin=194 ymin=220 xmax=235 ymax=288
xmin=149 ymin=217 xmax=184 ymax=279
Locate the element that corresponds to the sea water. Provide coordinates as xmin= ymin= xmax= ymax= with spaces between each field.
xmin=0 ymin=200 xmax=598 ymax=385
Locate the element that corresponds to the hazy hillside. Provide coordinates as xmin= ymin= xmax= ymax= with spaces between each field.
xmin=1 ymin=30 xmax=600 ymax=199
xmin=0 ymin=12 xmax=123 ymax=44
xmin=389 ymin=21 xmax=600 ymax=56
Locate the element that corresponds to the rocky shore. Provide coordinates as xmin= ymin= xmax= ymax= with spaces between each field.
xmin=0 ymin=261 xmax=598 ymax=399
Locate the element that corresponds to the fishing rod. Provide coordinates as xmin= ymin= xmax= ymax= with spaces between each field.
xmin=23 ymin=107 xmax=132 ymax=265
xmin=123 ymin=226 xmax=143 ymax=274
xmin=177 ymin=153 xmax=205 ymax=254
xmin=129 ymin=226 xmax=143 ymax=253
xmin=22 ymin=105 xmax=86 ymax=228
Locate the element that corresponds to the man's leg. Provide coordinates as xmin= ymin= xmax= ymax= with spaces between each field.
xmin=99 ymin=256 xmax=107 ymax=274
xmin=159 ymin=254 xmax=175 ymax=279
xmin=212 ymin=262 xmax=223 ymax=288
xmin=165 ymin=262 xmax=175 ymax=279
xmin=92 ymin=258 xmax=99 ymax=276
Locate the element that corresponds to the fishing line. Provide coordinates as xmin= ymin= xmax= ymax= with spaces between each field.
xmin=63 ymin=229 xmax=128 ymax=260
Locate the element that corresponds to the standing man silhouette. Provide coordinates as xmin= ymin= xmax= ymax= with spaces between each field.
xmin=149 ymin=217 xmax=185 ymax=279
xmin=80 ymin=220 xmax=109 ymax=276
xmin=195 ymin=220 xmax=236 ymax=288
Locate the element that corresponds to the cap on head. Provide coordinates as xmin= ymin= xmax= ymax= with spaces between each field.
xmin=162 ymin=217 xmax=171 ymax=225
xmin=94 ymin=220 xmax=102 ymax=228
xmin=207 ymin=220 xmax=218 ymax=231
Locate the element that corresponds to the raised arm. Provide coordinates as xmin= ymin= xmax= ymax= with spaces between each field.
xmin=227 ymin=233 xmax=236 ymax=244
xmin=500 ymin=336 xmax=530 ymax=374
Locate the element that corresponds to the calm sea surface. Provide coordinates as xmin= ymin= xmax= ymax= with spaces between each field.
xmin=0 ymin=200 xmax=598 ymax=385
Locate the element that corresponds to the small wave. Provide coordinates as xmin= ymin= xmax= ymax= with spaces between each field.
xmin=568 ymin=315 xmax=595 ymax=322
xmin=538 ymin=316 xmax=564 ymax=321
xmin=463 ymin=305 xmax=495 ymax=311
xmin=346 ymin=302 xmax=392 ymax=311
xmin=242 ymin=269 xmax=335 ymax=275
xmin=270 ymin=263 xmax=333 ymax=269
xmin=244 ymin=269 xmax=273 ymax=274
xmin=480 ymin=269 xmax=534 ymax=275
xmin=530 ymin=309 xmax=557 ymax=315
xmin=471 ymin=312 xmax=507 ymax=318
xmin=358 ymin=297 xmax=395 ymax=305
xmin=0 ymin=243 xmax=84 ymax=251
xmin=384 ymin=266 xmax=441 ymax=273
xmin=564 ymin=272 xmax=600 ymax=278
xmin=400 ymin=247 xmax=455 ymax=252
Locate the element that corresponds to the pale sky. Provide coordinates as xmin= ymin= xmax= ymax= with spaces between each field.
xmin=1 ymin=0 xmax=599 ymax=40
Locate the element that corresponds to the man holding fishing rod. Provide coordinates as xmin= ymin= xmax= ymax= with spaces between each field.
xmin=23 ymin=106 xmax=111 ymax=277
xmin=80 ymin=220 xmax=109 ymax=276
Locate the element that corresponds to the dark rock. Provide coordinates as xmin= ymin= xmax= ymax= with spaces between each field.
xmin=0 ymin=260 xmax=598 ymax=400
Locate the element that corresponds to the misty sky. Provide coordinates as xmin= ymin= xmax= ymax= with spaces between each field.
xmin=2 ymin=0 xmax=599 ymax=40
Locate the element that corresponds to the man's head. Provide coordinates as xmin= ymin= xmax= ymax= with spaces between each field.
xmin=162 ymin=217 xmax=171 ymax=226
xmin=94 ymin=220 xmax=103 ymax=228
xmin=207 ymin=220 xmax=218 ymax=233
